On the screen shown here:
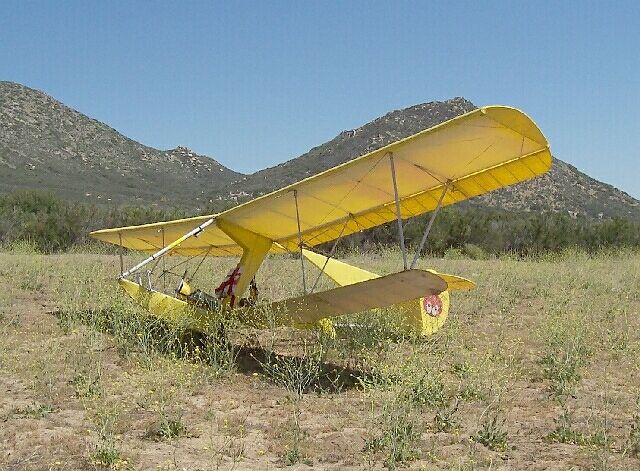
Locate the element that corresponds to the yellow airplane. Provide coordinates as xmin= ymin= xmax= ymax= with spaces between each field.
xmin=90 ymin=106 xmax=551 ymax=337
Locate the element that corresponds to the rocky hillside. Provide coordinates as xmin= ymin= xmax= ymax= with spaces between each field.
xmin=0 ymin=81 xmax=241 ymax=206
xmin=1 ymin=81 xmax=638 ymax=219
xmin=474 ymin=159 xmax=640 ymax=219
xmin=224 ymin=98 xmax=640 ymax=220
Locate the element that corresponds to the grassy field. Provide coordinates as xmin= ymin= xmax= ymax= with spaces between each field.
xmin=1 ymin=247 xmax=639 ymax=470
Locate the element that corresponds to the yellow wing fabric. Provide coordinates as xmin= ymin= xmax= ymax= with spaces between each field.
xmin=301 ymin=248 xmax=378 ymax=285
xmin=90 ymin=106 xmax=551 ymax=255
xmin=91 ymin=214 xmax=244 ymax=256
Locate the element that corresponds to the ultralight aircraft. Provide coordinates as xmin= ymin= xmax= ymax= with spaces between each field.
xmin=90 ymin=106 xmax=551 ymax=337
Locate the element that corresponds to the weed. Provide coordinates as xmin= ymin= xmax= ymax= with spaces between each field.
xmin=405 ymin=371 xmax=447 ymax=409
xmin=6 ymin=239 xmax=40 ymax=254
xmin=259 ymin=343 xmax=324 ymax=396
xmin=545 ymin=401 xmax=588 ymax=445
xmin=539 ymin=312 xmax=591 ymax=398
xmin=31 ymin=352 xmax=60 ymax=404
xmin=16 ymin=258 xmax=46 ymax=291
xmin=193 ymin=329 xmax=237 ymax=378
xmin=279 ymin=404 xmax=308 ymax=466
xmin=588 ymin=428 xmax=611 ymax=449
xmin=452 ymin=360 xmax=473 ymax=379
xmin=456 ymin=383 xmax=486 ymax=402
xmin=283 ymin=446 xmax=301 ymax=466
xmin=15 ymin=402 xmax=55 ymax=418
xmin=627 ymin=413 xmax=640 ymax=457
xmin=91 ymin=443 xmax=122 ymax=468
xmin=71 ymin=372 xmax=102 ymax=398
xmin=157 ymin=415 xmax=187 ymax=440
xmin=332 ymin=308 xmax=399 ymax=369
xmin=472 ymin=410 xmax=508 ymax=452
xmin=625 ymin=398 xmax=640 ymax=457
xmin=605 ymin=328 xmax=629 ymax=355
xmin=540 ymin=349 xmax=584 ymax=397
xmin=86 ymin=397 xmax=130 ymax=469
xmin=365 ymin=399 xmax=421 ymax=469
xmin=207 ymin=408 xmax=247 ymax=468
xmin=218 ymin=411 xmax=249 ymax=438
xmin=546 ymin=425 xmax=588 ymax=445
xmin=90 ymin=399 xmax=122 ymax=452
xmin=433 ymin=400 xmax=460 ymax=433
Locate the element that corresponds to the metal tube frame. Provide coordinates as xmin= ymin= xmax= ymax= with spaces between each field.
xmin=293 ymin=190 xmax=307 ymax=294
xmin=161 ymin=228 xmax=167 ymax=291
xmin=410 ymin=183 xmax=449 ymax=269
xmin=120 ymin=216 xmax=216 ymax=279
xmin=388 ymin=153 xmax=408 ymax=270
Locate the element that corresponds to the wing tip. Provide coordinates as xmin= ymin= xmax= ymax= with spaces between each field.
xmin=481 ymin=105 xmax=550 ymax=148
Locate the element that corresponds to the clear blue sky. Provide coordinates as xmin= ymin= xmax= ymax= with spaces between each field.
xmin=2 ymin=1 xmax=639 ymax=197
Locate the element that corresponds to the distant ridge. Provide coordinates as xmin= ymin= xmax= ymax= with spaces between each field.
xmin=1 ymin=81 xmax=638 ymax=219
xmin=0 ymin=81 xmax=242 ymax=206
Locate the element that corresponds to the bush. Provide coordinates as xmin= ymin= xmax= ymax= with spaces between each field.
xmin=0 ymin=190 xmax=186 ymax=253
xmin=462 ymin=243 xmax=488 ymax=260
xmin=339 ymin=207 xmax=640 ymax=257
xmin=1 ymin=190 xmax=639 ymax=256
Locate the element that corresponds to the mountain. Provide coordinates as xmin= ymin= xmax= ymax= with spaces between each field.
xmin=1 ymin=81 xmax=638 ymax=219
xmin=0 ymin=81 xmax=242 ymax=206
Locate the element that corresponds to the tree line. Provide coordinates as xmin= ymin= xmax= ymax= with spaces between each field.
xmin=1 ymin=190 xmax=638 ymax=255
xmin=339 ymin=206 xmax=640 ymax=257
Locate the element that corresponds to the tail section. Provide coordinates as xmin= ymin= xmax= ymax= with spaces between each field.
xmin=301 ymin=249 xmax=475 ymax=336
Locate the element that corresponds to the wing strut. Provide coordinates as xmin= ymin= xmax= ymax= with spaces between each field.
xmin=389 ymin=152 xmax=408 ymax=270
xmin=293 ymin=189 xmax=307 ymax=294
xmin=120 ymin=217 xmax=216 ymax=279
xmin=161 ymin=228 xmax=167 ymax=291
xmin=410 ymin=183 xmax=449 ymax=269
xmin=118 ymin=232 xmax=124 ymax=276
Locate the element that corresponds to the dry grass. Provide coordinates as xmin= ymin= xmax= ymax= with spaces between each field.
xmin=0 ymin=248 xmax=639 ymax=470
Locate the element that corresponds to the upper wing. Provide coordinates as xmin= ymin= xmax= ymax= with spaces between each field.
xmin=90 ymin=214 xmax=244 ymax=256
xmin=90 ymin=106 xmax=551 ymax=256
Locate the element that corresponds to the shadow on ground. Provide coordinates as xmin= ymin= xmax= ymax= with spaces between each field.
xmin=50 ymin=308 xmax=370 ymax=393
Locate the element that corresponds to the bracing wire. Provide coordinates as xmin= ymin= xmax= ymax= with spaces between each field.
xmin=190 ymin=246 xmax=213 ymax=280
xmin=310 ymin=219 xmax=350 ymax=293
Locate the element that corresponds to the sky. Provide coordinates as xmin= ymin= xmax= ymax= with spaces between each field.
xmin=1 ymin=1 xmax=639 ymax=198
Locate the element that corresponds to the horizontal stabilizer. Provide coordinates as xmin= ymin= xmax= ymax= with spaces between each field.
xmin=426 ymin=270 xmax=475 ymax=291
xmin=269 ymin=269 xmax=448 ymax=323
